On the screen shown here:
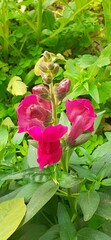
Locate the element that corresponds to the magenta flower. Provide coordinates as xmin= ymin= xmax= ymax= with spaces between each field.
xmin=66 ymin=99 xmax=97 ymax=145
xmin=27 ymin=124 xmax=68 ymax=169
xmin=16 ymin=94 xmax=52 ymax=133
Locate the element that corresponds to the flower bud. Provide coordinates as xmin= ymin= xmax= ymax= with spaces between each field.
xmin=48 ymin=62 xmax=55 ymax=71
xmin=32 ymin=84 xmax=50 ymax=99
xmin=41 ymin=72 xmax=52 ymax=84
xmin=66 ymin=133 xmax=92 ymax=148
xmin=43 ymin=51 xmax=52 ymax=62
xmin=51 ymin=63 xmax=59 ymax=75
xmin=38 ymin=62 xmax=48 ymax=73
xmin=55 ymin=78 xmax=71 ymax=101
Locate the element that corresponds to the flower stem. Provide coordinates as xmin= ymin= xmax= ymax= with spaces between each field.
xmin=37 ymin=0 xmax=43 ymax=44
xmin=49 ymin=82 xmax=57 ymax=125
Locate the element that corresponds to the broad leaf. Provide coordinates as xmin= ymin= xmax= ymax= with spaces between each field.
xmin=22 ymin=180 xmax=57 ymax=225
xmin=0 ymin=183 xmax=40 ymax=203
xmin=78 ymin=190 xmax=100 ymax=221
xmin=97 ymin=192 xmax=111 ymax=220
xmin=59 ymin=173 xmax=82 ymax=188
xmin=39 ymin=225 xmax=60 ymax=240
xmin=0 ymin=198 xmax=26 ymax=240
xmin=77 ymin=227 xmax=111 ymax=240
xmin=57 ymin=202 xmax=76 ymax=240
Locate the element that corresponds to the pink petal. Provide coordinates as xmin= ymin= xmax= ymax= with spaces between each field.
xmin=27 ymin=126 xmax=43 ymax=141
xmin=37 ymin=141 xmax=62 ymax=169
xmin=43 ymin=124 xmax=68 ymax=142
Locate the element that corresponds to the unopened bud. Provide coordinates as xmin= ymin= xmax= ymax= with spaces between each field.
xmin=41 ymin=72 xmax=52 ymax=84
xmin=48 ymin=62 xmax=55 ymax=71
xmin=43 ymin=51 xmax=52 ymax=62
xmin=55 ymin=78 xmax=71 ymax=101
xmin=38 ymin=62 xmax=48 ymax=73
xmin=66 ymin=133 xmax=91 ymax=148
xmin=32 ymin=84 xmax=50 ymax=99
xmin=51 ymin=63 xmax=59 ymax=75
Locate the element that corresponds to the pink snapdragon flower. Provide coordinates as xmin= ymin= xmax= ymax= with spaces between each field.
xmin=66 ymin=99 xmax=97 ymax=145
xmin=27 ymin=124 xmax=68 ymax=169
xmin=16 ymin=94 xmax=52 ymax=133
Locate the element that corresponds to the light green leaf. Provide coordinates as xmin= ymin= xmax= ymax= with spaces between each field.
xmin=59 ymin=112 xmax=71 ymax=131
xmin=7 ymin=76 xmax=27 ymax=96
xmin=97 ymin=56 xmax=110 ymax=67
xmin=78 ymin=55 xmax=97 ymax=69
xmin=102 ymin=178 xmax=111 ymax=186
xmin=77 ymin=227 xmax=111 ymax=240
xmin=2 ymin=117 xmax=15 ymax=128
xmin=12 ymin=131 xmax=25 ymax=145
xmin=0 ymin=126 xmax=8 ymax=151
xmin=89 ymin=83 xmax=99 ymax=103
xmin=78 ymin=190 xmax=100 ymax=221
xmin=0 ymin=198 xmax=26 ymax=240
xmin=22 ymin=180 xmax=57 ymax=225
xmin=58 ymin=203 xmax=76 ymax=240
xmin=27 ymin=141 xmax=38 ymax=168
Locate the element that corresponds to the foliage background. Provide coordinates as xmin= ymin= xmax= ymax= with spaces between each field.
xmin=1 ymin=0 xmax=111 ymax=239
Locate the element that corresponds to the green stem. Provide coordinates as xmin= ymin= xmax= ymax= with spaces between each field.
xmin=2 ymin=0 xmax=9 ymax=61
xmin=37 ymin=0 xmax=43 ymax=44
xmin=49 ymin=82 xmax=57 ymax=125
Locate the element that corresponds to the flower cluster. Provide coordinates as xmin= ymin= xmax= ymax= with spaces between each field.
xmin=16 ymin=51 xmax=97 ymax=170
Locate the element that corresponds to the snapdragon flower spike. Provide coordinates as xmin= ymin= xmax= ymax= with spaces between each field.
xmin=16 ymin=94 xmax=52 ymax=133
xmin=66 ymin=99 xmax=97 ymax=145
xmin=27 ymin=124 xmax=68 ymax=169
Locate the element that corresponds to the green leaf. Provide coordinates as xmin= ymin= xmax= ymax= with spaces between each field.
xmin=92 ymin=142 xmax=111 ymax=158
xmin=71 ymin=165 xmax=96 ymax=181
xmin=57 ymin=202 xmax=76 ymax=240
xmin=97 ymin=56 xmax=110 ymax=67
xmin=102 ymin=178 xmax=111 ymax=186
xmin=43 ymin=10 xmax=55 ymax=30
xmin=22 ymin=180 xmax=57 ymax=225
xmin=93 ymin=111 xmax=105 ymax=134
xmin=0 ymin=126 xmax=8 ymax=151
xmin=0 ymin=198 xmax=26 ymax=240
xmin=77 ymin=227 xmax=111 ymax=240
xmin=89 ymin=83 xmax=99 ymax=103
xmin=59 ymin=173 xmax=82 ymax=188
xmin=39 ymin=225 xmax=60 ymax=240
xmin=7 ymin=76 xmax=27 ymax=96
xmin=0 ymin=183 xmax=40 ymax=203
xmin=78 ymin=190 xmax=100 ymax=221
xmin=12 ymin=131 xmax=25 ymax=145
xmin=11 ymin=224 xmax=47 ymax=240
xmin=27 ymin=140 xmax=38 ymax=168
xmin=91 ymin=152 xmax=111 ymax=179
xmin=78 ymin=55 xmax=97 ymax=69
xmin=99 ymin=81 xmax=111 ymax=103
xmin=59 ymin=112 xmax=71 ymax=130
xmin=97 ymin=192 xmax=111 ymax=220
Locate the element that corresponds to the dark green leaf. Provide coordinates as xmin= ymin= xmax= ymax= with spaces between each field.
xmin=22 ymin=180 xmax=57 ymax=225
xmin=77 ymin=227 xmax=111 ymax=240
xmin=78 ymin=190 xmax=100 ymax=221
xmin=57 ymin=202 xmax=76 ymax=240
